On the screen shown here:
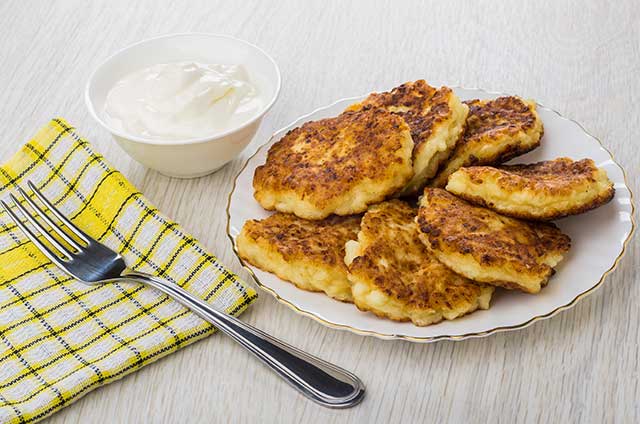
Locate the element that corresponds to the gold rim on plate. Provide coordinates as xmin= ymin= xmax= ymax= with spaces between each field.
xmin=225 ymin=87 xmax=636 ymax=342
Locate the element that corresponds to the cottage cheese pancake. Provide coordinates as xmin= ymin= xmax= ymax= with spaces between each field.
xmin=253 ymin=108 xmax=414 ymax=219
xmin=417 ymin=189 xmax=571 ymax=294
xmin=237 ymin=213 xmax=360 ymax=301
xmin=446 ymin=158 xmax=615 ymax=220
xmin=344 ymin=200 xmax=493 ymax=326
xmin=431 ymin=96 xmax=543 ymax=187
xmin=347 ymin=80 xmax=468 ymax=195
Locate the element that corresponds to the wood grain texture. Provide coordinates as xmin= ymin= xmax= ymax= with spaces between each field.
xmin=0 ymin=0 xmax=637 ymax=423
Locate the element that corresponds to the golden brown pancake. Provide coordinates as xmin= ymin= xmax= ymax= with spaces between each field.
xmin=344 ymin=200 xmax=493 ymax=326
xmin=446 ymin=158 xmax=615 ymax=221
xmin=416 ymin=189 xmax=571 ymax=294
xmin=347 ymin=80 xmax=468 ymax=195
xmin=237 ymin=213 xmax=361 ymax=301
xmin=431 ymin=96 xmax=544 ymax=187
xmin=253 ymin=108 xmax=414 ymax=220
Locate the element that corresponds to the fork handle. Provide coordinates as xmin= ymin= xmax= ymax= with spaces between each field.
xmin=123 ymin=271 xmax=365 ymax=408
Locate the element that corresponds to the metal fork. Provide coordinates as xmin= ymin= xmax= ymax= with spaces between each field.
xmin=1 ymin=181 xmax=365 ymax=408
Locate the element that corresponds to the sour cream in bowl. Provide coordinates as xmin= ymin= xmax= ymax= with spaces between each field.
xmin=86 ymin=33 xmax=280 ymax=178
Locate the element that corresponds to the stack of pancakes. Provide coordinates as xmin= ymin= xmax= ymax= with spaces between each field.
xmin=238 ymin=80 xmax=615 ymax=326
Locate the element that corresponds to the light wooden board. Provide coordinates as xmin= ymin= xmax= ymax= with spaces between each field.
xmin=0 ymin=1 xmax=637 ymax=423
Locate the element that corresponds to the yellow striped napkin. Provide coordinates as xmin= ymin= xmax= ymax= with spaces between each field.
xmin=0 ymin=119 xmax=257 ymax=423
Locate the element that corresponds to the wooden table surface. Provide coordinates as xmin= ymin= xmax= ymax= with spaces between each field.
xmin=0 ymin=1 xmax=637 ymax=423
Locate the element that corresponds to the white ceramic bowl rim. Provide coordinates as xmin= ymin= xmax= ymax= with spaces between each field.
xmin=84 ymin=32 xmax=282 ymax=146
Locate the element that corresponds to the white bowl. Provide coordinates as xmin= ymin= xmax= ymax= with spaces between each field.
xmin=85 ymin=33 xmax=281 ymax=178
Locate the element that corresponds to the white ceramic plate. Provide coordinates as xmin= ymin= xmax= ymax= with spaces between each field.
xmin=227 ymin=88 xmax=635 ymax=342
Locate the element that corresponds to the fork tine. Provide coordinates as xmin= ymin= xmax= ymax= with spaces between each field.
xmin=27 ymin=181 xmax=91 ymax=244
xmin=17 ymin=186 xmax=84 ymax=251
xmin=1 ymin=199 xmax=71 ymax=266
xmin=8 ymin=193 xmax=74 ymax=260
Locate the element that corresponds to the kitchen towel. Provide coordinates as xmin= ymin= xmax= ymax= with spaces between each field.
xmin=0 ymin=119 xmax=257 ymax=423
